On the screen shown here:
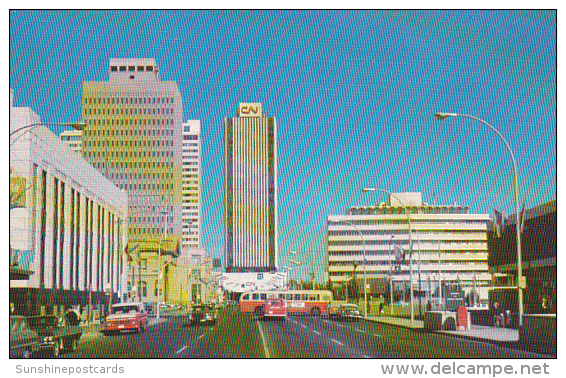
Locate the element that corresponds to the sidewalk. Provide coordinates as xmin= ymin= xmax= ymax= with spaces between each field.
xmin=366 ymin=315 xmax=519 ymax=343
xmin=81 ymin=317 xmax=167 ymax=337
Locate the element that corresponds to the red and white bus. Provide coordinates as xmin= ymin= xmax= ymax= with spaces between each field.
xmin=239 ymin=290 xmax=333 ymax=316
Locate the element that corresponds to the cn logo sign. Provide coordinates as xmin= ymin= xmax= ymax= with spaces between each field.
xmin=238 ymin=102 xmax=263 ymax=117
xmin=241 ymin=105 xmax=259 ymax=114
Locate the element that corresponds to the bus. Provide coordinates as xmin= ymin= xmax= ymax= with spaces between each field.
xmin=239 ymin=290 xmax=333 ymax=316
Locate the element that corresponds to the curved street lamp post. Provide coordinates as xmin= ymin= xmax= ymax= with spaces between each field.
xmin=434 ymin=112 xmax=524 ymax=327
xmin=362 ymin=188 xmax=414 ymax=325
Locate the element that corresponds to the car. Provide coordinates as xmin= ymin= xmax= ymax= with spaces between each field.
xmin=27 ymin=312 xmax=83 ymax=357
xmin=143 ymin=302 xmax=156 ymax=315
xmin=330 ymin=303 xmax=362 ymax=321
xmin=104 ymin=302 xmax=149 ymax=334
xmin=189 ymin=304 xmax=217 ymax=325
xmin=263 ymin=298 xmax=286 ymax=319
xmin=10 ymin=315 xmax=41 ymax=358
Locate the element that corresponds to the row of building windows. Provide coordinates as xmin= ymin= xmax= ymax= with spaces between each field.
xmin=128 ymin=227 xmax=173 ymax=235
xmin=84 ymin=95 xmax=172 ymax=104
xmin=329 ymin=239 xmax=486 ymax=246
xmin=89 ymin=161 xmax=173 ymax=170
xmin=111 ymin=64 xmax=154 ymax=72
xmin=85 ymin=118 xmax=175 ymax=127
xmin=118 ymin=182 xmax=174 ymax=191
xmin=86 ymin=150 xmax=174 ymax=158
xmin=84 ymin=107 xmax=174 ymax=115
xmin=347 ymin=207 xmax=470 ymax=215
xmin=84 ymin=127 xmax=173 ymax=138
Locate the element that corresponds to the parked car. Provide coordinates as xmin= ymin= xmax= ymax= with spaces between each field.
xmin=189 ymin=304 xmax=217 ymax=325
xmin=27 ymin=312 xmax=83 ymax=357
xmin=10 ymin=315 xmax=41 ymax=358
xmin=329 ymin=303 xmax=362 ymax=321
xmin=104 ymin=302 xmax=149 ymax=334
xmin=263 ymin=298 xmax=286 ymax=319
xmin=143 ymin=302 xmax=155 ymax=315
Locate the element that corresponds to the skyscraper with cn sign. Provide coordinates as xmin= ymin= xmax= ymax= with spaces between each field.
xmin=224 ymin=103 xmax=278 ymax=273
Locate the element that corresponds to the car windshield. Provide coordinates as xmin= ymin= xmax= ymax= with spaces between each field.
xmin=28 ymin=317 xmax=58 ymax=329
xmin=342 ymin=305 xmax=358 ymax=310
xmin=112 ymin=306 xmax=139 ymax=314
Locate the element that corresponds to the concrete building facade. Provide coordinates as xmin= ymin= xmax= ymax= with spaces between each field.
xmin=81 ymin=58 xmax=183 ymax=302
xmin=59 ymin=129 xmax=82 ymax=154
xmin=10 ymin=90 xmax=128 ymax=317
xmin=224 ymin=103 xmax=278 ymax=273
xmin=181 ymin=120 xmax=201 ymax=252
xmin=326 ymin=193 xmax=492 ymax=304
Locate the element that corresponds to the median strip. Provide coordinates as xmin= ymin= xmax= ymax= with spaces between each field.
xmin=256 ymin=321 xmax=270 ymax=359
xmin=175 ymin=345 xmax=187 ymax=355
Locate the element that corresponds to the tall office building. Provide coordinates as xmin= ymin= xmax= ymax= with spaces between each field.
xmin=81 ymin=58 xmax=183 ymax=302
xmin=224 ymin=103 xmax=278 ymax=273
xmin=181 ymin=120 xmax=201 ymax=252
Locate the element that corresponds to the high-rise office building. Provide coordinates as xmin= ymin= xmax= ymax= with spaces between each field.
xmin=181 ymin=120 xmax=201 ymax=252
xmin=81 ymin=58 xmax=183 ymax=302
xmin=224 ymin=103 xmax=278 ymax=273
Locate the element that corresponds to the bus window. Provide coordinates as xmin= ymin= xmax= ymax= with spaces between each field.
xmin=260 ymin=293 xmax=267 ymax=300
xmin=309 ymin=295 xmax=317 ymax=301
xmin=286 ymin=294 xmax=293 ymax=300
xmin=252 ymin=293 xmax=259 ymax=300
xmin=242 ymin=294 xmax=250 ymax=300
xmin=301 ymin=294 xmax=308 ymax=300
xmin=279 ymin=294 xmax=285 ymax=299
xmin=268 ymin=293 xmax=277 ymax=298
xmin=294 ymin=294 xmax=301 ymax=300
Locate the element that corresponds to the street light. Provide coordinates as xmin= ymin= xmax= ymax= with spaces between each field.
xmin=10 ymin=121 xmax=87 ymax=146
xmin=283 ymin=266 xmax=292 ymax=289
xmin=362 ymin=188 xmax=414 ymax=325
xmin=156 ymin=210 xmax=169 ymax=320
xmin=329 ymin=219 xmax=368 ymax=318
xmin=434 ymin=112 xmax=524 ymax=327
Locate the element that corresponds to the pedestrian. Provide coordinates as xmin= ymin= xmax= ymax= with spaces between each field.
xmin=426 ymin=300 xmax=432 ymax=312
xmin=379 ymin=302 xmax=384 ymax=315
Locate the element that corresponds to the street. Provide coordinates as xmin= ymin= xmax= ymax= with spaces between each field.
xmin=57 ymin=307 xmax=550 ymax=359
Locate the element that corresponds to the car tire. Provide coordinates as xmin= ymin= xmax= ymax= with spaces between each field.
xmin=311 ymin=307 xmax=321 ymax=316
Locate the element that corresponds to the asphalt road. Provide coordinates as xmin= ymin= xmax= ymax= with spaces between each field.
xmin=58 ymin=307 xmax=550 ymax=359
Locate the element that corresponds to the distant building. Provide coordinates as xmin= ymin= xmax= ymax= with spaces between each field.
xmin=488 ymin=200 xmax=556 ymax=313
xmin=224 ymin=103 xmax=278 ymax=273
xmin=327 ymin=192 xmax=492 ymax=304
xmin=10 ymin=89 xmax=128 ymax=317
xmin=59 ymin=129 xmax=82 ymax=154
xmin=181 ymin=121 xmax=201 ymax=252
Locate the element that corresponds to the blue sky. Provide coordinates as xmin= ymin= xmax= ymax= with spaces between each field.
xmin=9 ymin=10 xmax=556 ymax=283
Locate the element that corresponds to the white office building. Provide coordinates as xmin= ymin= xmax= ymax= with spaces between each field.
xmin=181 ymin=120 xmax=201 ymax=253
xmin=59 ymin=129 xmax=82 ymax=154
xmin=10 ymin=89 xmax=128 ymax=317
xmin=326 ymin=192 xmax=492 ymax=303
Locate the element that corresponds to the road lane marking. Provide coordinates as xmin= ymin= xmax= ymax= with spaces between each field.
xmin=363 ymin=354 xmax=371 ymax=358
xmin=354 ymin=329 xmax=365 ymax=333
xmin=313 ymin=330 xmax=321 ymax=335
xmin=256 ymin=321 xmax=270 ymax=359
xmin=373 ymin=333 xmax=382 ymax=338
xmin=198 ymin=334 xmax=205 ymax=340
xmin=301 ymin=324 xmax=308 ymax=329
xmin=331 ymin=338 xmax=344 ymax=346
xmin=175 ymin=345 xmax=187 ymax=354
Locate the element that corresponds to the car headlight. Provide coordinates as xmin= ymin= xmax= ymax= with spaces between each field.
xmin=205 ymin=315 xmax=211 ymax=319
xmin=43 ymin=336 xmax=53 ymax=342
